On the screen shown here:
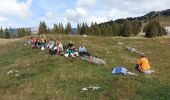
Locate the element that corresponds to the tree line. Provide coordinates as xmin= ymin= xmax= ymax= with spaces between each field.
xmin=76 ymin=20 xmax=141 ymax=37
xmin=39 ymin=19 xmax=167 ymax=38
xmin=39 ymin=20 xmax=141 ymax=37
xmin=0 ymin=27 xmax=31 ymax=39
xmin=0 ymin=18 xmax=167 ymax=39
xmin=38 ymin=21 xmax=73 ymax=35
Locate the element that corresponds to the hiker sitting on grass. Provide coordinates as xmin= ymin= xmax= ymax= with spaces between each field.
xmin=67 ymin=41 xmax=74 ymax=49
xmin=56 ymin=39 xmax=64 ymax=55
xmin=47 ymin=39 xmax=56 ymax=55
xmin=40 ymin=35 xmax=46 ymax=47
xmin=135 ymin=53 xmax=155 ymax=74
xmin=35 ymin=38 xmax=41 ymax=48
xmin=65 ymin=46 xmax=79 ymax=58
xmin=31 ymin=37 xmax=37 ymax=48
xmin=79 ymin=44 xmax=91 ymax=57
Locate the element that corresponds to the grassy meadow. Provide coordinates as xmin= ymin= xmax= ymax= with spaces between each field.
xmin=0 ymin=34 xmax=170 ymax=100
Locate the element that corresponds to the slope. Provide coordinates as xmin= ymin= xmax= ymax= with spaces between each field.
xmin=0 ymin=34 xmax=170 ymax=100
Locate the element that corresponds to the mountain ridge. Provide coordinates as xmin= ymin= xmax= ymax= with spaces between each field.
xmin=100 ymin=9 xmax=170 ymax=25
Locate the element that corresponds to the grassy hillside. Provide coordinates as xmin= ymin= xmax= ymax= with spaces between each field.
xmin=0 ymin=35 xmax=170 ymax=100
xmin=154 ymin=16 xmax=170 ymax=26
xmin=141 ymin=16 xmax=170 ymax=27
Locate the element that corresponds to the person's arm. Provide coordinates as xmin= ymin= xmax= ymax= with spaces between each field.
xmin=137 ymin=59 xmax=141 ymax=65
xmin=78 ymin=47 xmax=81 ymax=52
xmin=138 ymin=59 xmax=143 ymax=70
xmin=84 ymin=47 xmax=86 ymax=52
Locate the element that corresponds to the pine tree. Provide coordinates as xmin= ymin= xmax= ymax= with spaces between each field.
xmin=26 ymin=28 xmax=31 ymax=36
xmin=53 ymin=24 xmax=59 ymax=34
xmin=112 ymin=22 xmax=120 ymax=36
xmin=106 ymin=24 xmax=113 ymax=36
xmin=38 ymin=21 xmax=47 ymax=34
xmin=46 ymin=28 xmax=51 ymax=34
xmin=144 ymin=20 xmax=166 ymax=38
xmin=84 ymin=23 xmax=89 ymax=35
xmin=59 ymin=22 xmax=65 ymax=34
xmin=121 ymin=20 xmax=132 ymax=37
xmin=132 ymin=21 xmax=141 ymax=35
xmin=100 ymin=24 xmax=108 ymax=36
xmin=17 ymin=28 xmax=25 ymax=38
xmin=4 ymin=28 xmax=10 ymax=39
xmin=90 ymin=22 xmax=95 ymax=35
xmin=92 ymin=22 xmax=100 ymax=36
xmin=65 ymin=22 xmax=72 ymax=34
xmin=80 ymin=23 xmax=85 ymax=35
xmin=77 ymin=23 xmax=81 ymax=35
xmin=0 ymin=27 xmax=3 ymax=38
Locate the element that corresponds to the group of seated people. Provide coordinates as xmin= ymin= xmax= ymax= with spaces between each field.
xmin=30 ymin=35 xmax=153 ymax=74
xmin=65 ymin=41 xmax=91 ymax=58
xmin=31 ymin=36 xmax=91 ymax=58
xmin=31 ymin=35 xmax=47 ymax=49
xmin=30 ymin=36 xmax=64 ymax=55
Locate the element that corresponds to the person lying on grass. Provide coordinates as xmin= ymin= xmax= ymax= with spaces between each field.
xmin=135 ymin=53 xmax=155 ymax=74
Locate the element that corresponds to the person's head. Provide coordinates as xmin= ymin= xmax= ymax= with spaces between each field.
xmin=70 ymin=45 xmax=74 ymax=49
xmin=57 ymin=38 xmax=60 ymax=41
xmin=69 ymin=41 xmax=72 ymax=44
xmin=80 ymin=44 xmax=84 ymax=47
xmin=56 ymin=39 xmax=61 ymax=44
xmin=140 ymin=53 xmax=145 ymax=58
xmin=39 ymin=35 xmax=42 ymax=38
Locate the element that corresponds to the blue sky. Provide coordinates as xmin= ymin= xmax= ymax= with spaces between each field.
xmin=0 ymin=0 xmax=170 ymax=28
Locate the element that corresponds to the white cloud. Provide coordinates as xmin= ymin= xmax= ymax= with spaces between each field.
xmin=107 ymin=8 xmax=141 ymax=20
xmin=0 ymin=17 xmax=8 ymax=22
xmin=87 ymin=16 xmax=108 ymax=24
xmin=77 ymin=0 xmax=96 ymax=7
xmin=46 ymin=12 xmax=58 ymax=19
xmin=64 ymin=7 xmax=108 ymax=26
xmin=57 ymin=0 xmax=167 ymax=28
xmin=0 ymin=0 xmax=32 ymax=19
xmin=68 ymin=0 xmax=170 ymax=26
xmin=41 ymin=0 xmax=170 ymax=28
xmin=2 ymin=0 xmax=169 ymax=28
xmin=76 ymin=7 xmax=87 ymax=17
xmin=74 ymin=0 xmax=170 ymax=24
xmin=99 ymin=0 xmax=170 ymax=16
xmin=65 ymin=7 xmax=87 ymax=22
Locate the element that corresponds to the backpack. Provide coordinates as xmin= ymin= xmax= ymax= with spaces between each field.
xmin=112 ymin=67 xmax=128 ymax=75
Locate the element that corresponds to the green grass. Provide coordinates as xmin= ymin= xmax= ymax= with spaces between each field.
xmin=0 ymin=34 xmax=170 ymax=100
